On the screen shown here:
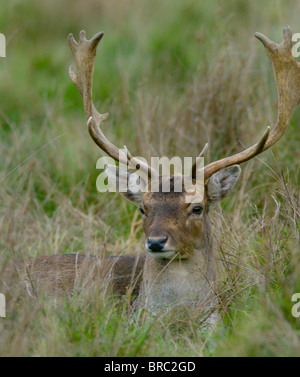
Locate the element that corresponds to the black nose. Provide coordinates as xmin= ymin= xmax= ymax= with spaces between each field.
xmin=147 ymin=237 xmax=168 ymax=252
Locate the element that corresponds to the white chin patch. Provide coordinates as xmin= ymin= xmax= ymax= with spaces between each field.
xmin=148 ymin=250 xmax=177 ymax=260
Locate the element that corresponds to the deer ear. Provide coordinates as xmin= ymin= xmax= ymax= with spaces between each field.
xmin=105 ymin=165 xmax=147 ymax=205
xmin=206 ymin=165 xmax=241 ymax=203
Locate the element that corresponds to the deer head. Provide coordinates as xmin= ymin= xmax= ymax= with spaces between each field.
xmin=68 ymin=27 xmax=300 ymax=260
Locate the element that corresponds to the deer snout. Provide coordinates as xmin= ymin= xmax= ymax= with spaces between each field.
xmin=146 ymin=236 xmax=168 ymax=252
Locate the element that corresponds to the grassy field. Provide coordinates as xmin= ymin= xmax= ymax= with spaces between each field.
xmin=0 ymin=0 xmax=299 ymax=356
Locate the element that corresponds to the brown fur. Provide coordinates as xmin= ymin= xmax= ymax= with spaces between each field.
xmin=1 ymin=254 xmax=145 ymax=301
xmin=1 ymin=169 xmax=241 ymax=327
xmin=138 ymin=177 xmax=217 ymax=316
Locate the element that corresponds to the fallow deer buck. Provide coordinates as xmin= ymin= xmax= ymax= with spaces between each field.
xmin=2 ymin=27 xmax=299 ymax=322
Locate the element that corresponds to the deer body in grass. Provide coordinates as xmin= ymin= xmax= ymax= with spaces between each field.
xmin=3 ymin=27 xmax=300 ymax=320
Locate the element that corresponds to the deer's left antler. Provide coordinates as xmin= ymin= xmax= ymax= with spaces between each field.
xmin=192 ymin=26 xmax=300 ymax=181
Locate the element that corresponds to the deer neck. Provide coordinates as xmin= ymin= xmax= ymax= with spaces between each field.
xmin=141 ymin=221 xmax=216 ymax=313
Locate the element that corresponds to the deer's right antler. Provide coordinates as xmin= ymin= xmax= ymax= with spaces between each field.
xmin=192 ymin=26 xmax=300 ymax=181
xmin=68 ymin=31 xmax=158 ymax=178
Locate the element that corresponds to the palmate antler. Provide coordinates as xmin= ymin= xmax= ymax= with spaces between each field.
xmin=69 ymin=28 xmax=299 ymax=184
xmin=193 ymin=26 xmax=300 ymax=181
xmin=68 ymin=31 xmax=158 ymax=178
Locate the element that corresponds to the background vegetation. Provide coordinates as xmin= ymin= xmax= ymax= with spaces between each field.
xmin=0 ymin=0 xmax=299 ymax=356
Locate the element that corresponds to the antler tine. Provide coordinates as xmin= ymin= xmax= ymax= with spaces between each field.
xmin=190 ymin=143 xmax=208 ymax=180
xmin=202 ymin=26 xmax=300 ymax=182
xmin=68 ymin=31 xmax=158 ymax=178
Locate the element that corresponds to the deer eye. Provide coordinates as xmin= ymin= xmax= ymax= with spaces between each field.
xmin=139 ymin=207 xmax=146 ymax=217
xmin=191 ymin=205 xmax=203 ymax=215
